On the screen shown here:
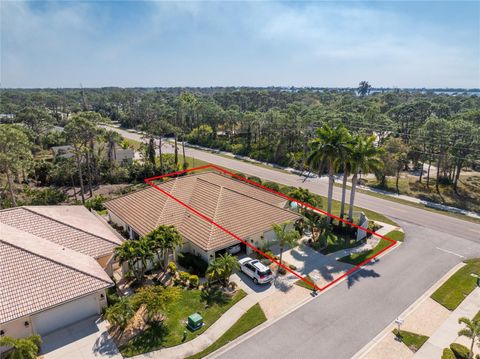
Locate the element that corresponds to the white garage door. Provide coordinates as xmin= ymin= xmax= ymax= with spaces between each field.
xmin=33 ymin=294 xmax=99 ymax=335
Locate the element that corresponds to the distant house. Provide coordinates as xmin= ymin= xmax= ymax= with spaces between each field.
xmin=51 ymin=144 xmax=134 ymax=164
xmin=105 ymin=171 xmax=301 ymax=263
xmin=0 ymin=206 xmax=123 ymax=344
xmin=51 ymin=145 xmax=75 ymax=159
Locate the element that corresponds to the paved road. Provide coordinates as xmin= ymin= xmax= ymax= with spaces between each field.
xmin=110 ymin=127 xmax=480 ymax=358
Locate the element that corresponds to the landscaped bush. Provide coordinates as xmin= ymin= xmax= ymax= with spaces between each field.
xmin=263 ymin=181 xmax=280 ymax=192
xmin=177 ymin=252 xmax=208 ymax=277
xmin=85 ymin=195 xmax=107 ymax=211
xmin=441 ymin=348 xmax=456 ymax=359
xmin=179 ymin=271 xmax=190 ymax=286
xmin=247 ymin=176 xmax=262 ymax=185
xmin=450 ymin=343 xmax=470 ymax=359
xmin=189 ymin=275 xmax=199 ymax=288
xmin=167 ymin=261 xmax=177 ymax=274
xmin=288 ymin=264 xmax=297 ymax=270
xmin=278 ymin=267 xmax=287 ymax=275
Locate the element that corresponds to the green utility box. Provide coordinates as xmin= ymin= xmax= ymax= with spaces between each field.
xmin=187 ymin=313 xmax=203 ymax=331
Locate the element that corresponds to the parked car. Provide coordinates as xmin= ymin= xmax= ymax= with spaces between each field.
xmin=238 ymin=257 xmax=274 ymax=284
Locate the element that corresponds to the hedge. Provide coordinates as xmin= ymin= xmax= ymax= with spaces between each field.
xmin=177 ymin=252 xmax=208 ymax=277
xmin=450 ymin=343 xmax=470 ymax=359
xmin=442 ymin=348 xmax=455 ymax=359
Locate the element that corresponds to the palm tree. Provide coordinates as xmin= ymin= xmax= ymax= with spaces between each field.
xmin=338 ymin=145 xmax=354 ymax=219
xmin=307 ymin=124 xmax=351 ymax=219
xmin=348 ymin=135 xmax=384 ymax=220
xmin=357 ymin=81 xmax=372 ymax=97
xmin=458 ymin=316 xmax=480 ymax=359
xmin=114 ymin=238 xmax=154 ymax=283
xmin=103 ymin=296 xmax=134 ymax=329
xmin=104 ymin=130 xmax=123 ymax=166
xmin=206 ymin=253 xmax=240 ymax=287
xmin=0 ymin=335 xmax=42 ymax=359
xmin=144 ymin=225 xmax=183 ymax=269
xmin=272 ymin=222 xmax=301 ymax=269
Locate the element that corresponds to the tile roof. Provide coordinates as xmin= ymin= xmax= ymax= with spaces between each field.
xmin=105 ymin=172 xmax=300 ymax=251
xmin=0 ymin=224 xmax=112 ymax=324
xmin=0 ymin=206 xmax=121 ymax=259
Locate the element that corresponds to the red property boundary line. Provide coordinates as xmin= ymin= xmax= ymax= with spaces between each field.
xmin=144 ymin=164 xmax=396 ymax=292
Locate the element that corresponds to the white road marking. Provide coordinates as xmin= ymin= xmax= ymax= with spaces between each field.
xmin=436 ymin=247 xmax=466 ymax=259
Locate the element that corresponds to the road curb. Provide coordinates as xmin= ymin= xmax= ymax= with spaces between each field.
xmin=351 ymin=262 xmax=466 ymax=359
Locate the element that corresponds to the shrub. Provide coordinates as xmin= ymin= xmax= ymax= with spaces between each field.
xmin=179 ymin=271 xmax=190 ymax=285
xmin=189 ymin=274 xmax=199 ymax=288
xmin=263 ymin=181 xmax=280 ymax=192
xmin=85 ymin=195 xmax=107 ymax=211
xmin=177 ymin=252 xmax=208 ymax=276
xmin=24 ymin=187 xmax=68 ymax=205
xmin=167 ymin=261 xmax=177 ymax=274
xmin=247 ymin=176 xmax=262 ymax=185
xmin=278 ymin=267 xmax=287 ymax=275
xmin=289 ymin=264 xmax=297 ymax=270
xmin=450 ymin=343 xmax=470 ymax=359
xmin=441 ymin=348 xmax=455 ymax=359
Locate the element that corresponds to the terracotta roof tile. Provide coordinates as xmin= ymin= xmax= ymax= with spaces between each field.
xmin=105 ymin=172 xmax=300 ymax=251
xmin=0 ymin=225 xmax=112 ymax=324
xmin=0 ymin=207 xmax=119 ymax=258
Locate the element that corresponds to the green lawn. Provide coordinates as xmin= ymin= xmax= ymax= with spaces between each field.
xmin=392 ymin=329 xmax=429 ymax=352
xmin=384 ymin=230 xmax=405 ymax=242
xmin=320 ymin=234 xmax=362 ymax=255
xmin=339 ymin=238 xmax=394 ymax=266
xmin=121 ymin=288 xmax=246 ymax=357
xmin=185 ymin=303 xmax=267 ymax=359
xmin=431 ymin=258 xmax=480 ymax=311
xmin=295 ymin=275 xmax=317 ymax=291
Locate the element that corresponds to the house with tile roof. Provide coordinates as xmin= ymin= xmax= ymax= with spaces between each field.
xmin=0 ymin=206 xmax=122 ymax=347
xmin=105 ymin=171 xmax=301 ymax=263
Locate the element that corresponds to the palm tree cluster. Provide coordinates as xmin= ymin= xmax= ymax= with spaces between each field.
xmin=206 ymin=253 xmax=239 ymax=288
xmin=307 ymin=124 xmax=384 ymax=221
xmin=0 ymin=335 xmax=42 ymax=359
xmin=114 ymin=225 xmax=183 ymax=283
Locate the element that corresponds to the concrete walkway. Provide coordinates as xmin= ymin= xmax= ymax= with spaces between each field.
xmin=132 ymin=294 xmax=259 ymax=359
xmin=414 ymin=287 xmax=480 ymax=358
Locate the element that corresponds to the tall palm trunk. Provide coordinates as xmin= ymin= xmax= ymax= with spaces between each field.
xmin=426 ymin=158 xmax=432 ymax=188
xmin=348 ymin=172 xmax=358 ymax=220
xmin=6 ymin=168 xmax=17 ymax=207
xmin=85 ymin=152 xmax=94 ymax=198
xmin=327 ymin=164 xmax=334 ymax=221
xmin=174 ymin=133 xmax=178 ymax=165
xmin=74 ymin=152 xmax=86 ymax=204
xmin=435 ymin=155 xmax=441 ymax=193
xmin=182 ymin=134 xmax=186 ymax=168
xmin=158 ymin=136 xmax=164 ymax=174
xmin=70 ymin=173 xmax=77 ymax=201
xmin=340 ymin=169 xmax=348 ymax=218
xmin=418 ymin=162 xmax=423 ymax=183
xmin=453 ymin=160 xmax=463 ymax=192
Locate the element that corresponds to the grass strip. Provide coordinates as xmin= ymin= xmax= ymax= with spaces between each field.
xmin=431 ymin=258 xmax=480 ymax=310
xmin=338 ymin=238 xmax=393 ymax=266
xmin=392 ymin=329 xmax=429 ymax=352
xmin=185 ymin=303 xmax=267 ymax=359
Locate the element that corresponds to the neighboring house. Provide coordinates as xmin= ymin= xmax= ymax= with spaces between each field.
xmin=51 ymin=144 xmax=134 ymax=164
xmin=105 ymin=171 xmax=301 ymax=263
xmin=0 ymin=206 xmax=123 ymax=347
xmin=51 ymin=145 xmax=75 ymax=159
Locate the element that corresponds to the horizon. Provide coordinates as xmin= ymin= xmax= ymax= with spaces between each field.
xmin=1 ymin=1 xmax=479 ymax=88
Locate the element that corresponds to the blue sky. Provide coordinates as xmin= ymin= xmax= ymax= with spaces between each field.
xmin=1 ymin=1 xmax=479 ymax=88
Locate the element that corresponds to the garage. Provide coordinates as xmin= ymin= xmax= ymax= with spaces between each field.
xmin=32 ymin=294 xmax=100 ymax=336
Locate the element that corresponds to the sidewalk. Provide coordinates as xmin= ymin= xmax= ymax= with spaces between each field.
xmin=414 ymin=287 xmax=480 ymax=358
